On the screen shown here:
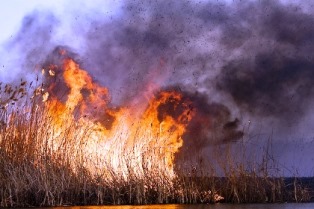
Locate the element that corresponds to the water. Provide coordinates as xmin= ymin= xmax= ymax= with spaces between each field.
xmin=37 ymin=203 xmax=314 ymax=209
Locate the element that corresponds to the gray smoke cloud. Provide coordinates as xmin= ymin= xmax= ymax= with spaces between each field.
xmin=216 ymin=0 xmax=314 ymax=124
xmin=79 ymin=0 xmax=314 ymax=135
xmin=1 ymin=10 xmax=58 ymax=83
xmin=4 ymin=0 xmax=314 ymax=168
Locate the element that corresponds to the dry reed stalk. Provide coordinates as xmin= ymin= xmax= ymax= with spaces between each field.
xmin=0 ymin=81 xmax=313 ymax=207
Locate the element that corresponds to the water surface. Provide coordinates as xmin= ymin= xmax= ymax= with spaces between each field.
xmin=38 ymin=203 xmax=314 ymax=209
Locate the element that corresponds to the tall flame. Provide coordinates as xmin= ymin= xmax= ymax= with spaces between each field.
xmin=43 ymin=55 xmax=195 ymax=179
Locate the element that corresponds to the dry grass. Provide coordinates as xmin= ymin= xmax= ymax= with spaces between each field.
xmin=0 ymin=80 xmax=313 ymax=207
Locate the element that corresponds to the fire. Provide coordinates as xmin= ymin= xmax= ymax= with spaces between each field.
xmin=42 ymin=54 xmax=195 ymax=179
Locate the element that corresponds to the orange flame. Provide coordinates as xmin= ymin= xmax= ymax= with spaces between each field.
xmin=43 ymin=56 xmax=195 ymax=179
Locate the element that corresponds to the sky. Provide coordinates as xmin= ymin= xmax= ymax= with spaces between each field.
xmin=0 ymin=0 xmax=121 ymax=43
xmin=1 ymin=0 xmax=314 ymax=176
xmin=0 ymin=0 xmax=123 ymax=81
xmin=0 ymin=0 xmax=312 ymax=43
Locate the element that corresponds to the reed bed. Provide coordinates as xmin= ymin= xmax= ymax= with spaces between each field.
xmin=0 ymin=81 xmax=313 ymax=207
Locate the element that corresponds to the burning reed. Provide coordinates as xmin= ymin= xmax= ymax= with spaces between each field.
xmin=0 ymin=53 xmax=313 ymax=207
xmin=0 ymin=78 xmax=221 ymax=207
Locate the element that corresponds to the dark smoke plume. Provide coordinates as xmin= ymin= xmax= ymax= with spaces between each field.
xmin=216 ymin=1 xmax=314 ymax=123
xmin=81 ymin=0 xmax=220 ymax=104
xmin=8 ymin=0 xmax=314 ymax=148
xmin=217 ymin=52 xmax=314 ymax=120
xmin=156 ymin=87 xmax=243 ymax=146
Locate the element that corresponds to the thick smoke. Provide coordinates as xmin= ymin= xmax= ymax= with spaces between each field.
xmin=6 ymin=0 xmax=314 ymax=151
xmin=156 ymin=87 xmax=243 ymax=145
xmin=217 ymin=52 xmax=314 ymax=121
xmin=81 ymin=0 xmax=222 ymax=104
xmin=78 ymin=0 xmax=314 ymax=134
xmin=216 ymin=1 xmax=314 ymax=124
